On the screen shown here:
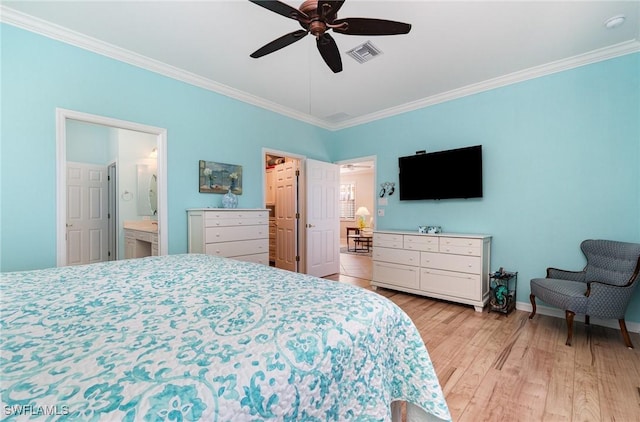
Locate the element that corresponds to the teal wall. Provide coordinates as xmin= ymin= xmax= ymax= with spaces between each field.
xmin=0 ymin=24 xmax=331 ymax=271
xmin=66 ymin=120 xmax=111 ymax=164
xmin=328 ymin=53 xmax=640 ymax=323
xmin=2 ymin=24 xmax=639 ymax=324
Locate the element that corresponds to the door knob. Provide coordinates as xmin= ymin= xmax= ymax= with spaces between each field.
xmin=66 ymin=223 xmax=73 ymax=227
xmin=307 ymin=224 xmax=315 ymax=228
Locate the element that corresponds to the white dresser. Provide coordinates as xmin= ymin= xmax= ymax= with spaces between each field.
xmin=187 ymin=208 xmax=269 ymax=265
xmin=372 ymin=230 xmax=491 ymax=312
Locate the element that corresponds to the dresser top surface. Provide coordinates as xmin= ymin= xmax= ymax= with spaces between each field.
xmin=187 ymin=208 xmax=268 ymax=212
xmin=374 ymin=229 xmax=491 ymax=239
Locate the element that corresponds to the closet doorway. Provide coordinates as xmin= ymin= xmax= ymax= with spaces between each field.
xmin=263 ymin=149 xmax=341 ymax=277
xmin=264 ymin=151 xmax=301 ymax=272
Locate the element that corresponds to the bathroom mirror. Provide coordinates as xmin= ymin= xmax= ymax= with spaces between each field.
xmin=137 ymin=164 xmax=158 ymax=216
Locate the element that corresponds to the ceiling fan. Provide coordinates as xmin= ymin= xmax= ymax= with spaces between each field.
xmin=249 ymin=0 xmax=412 ymax=73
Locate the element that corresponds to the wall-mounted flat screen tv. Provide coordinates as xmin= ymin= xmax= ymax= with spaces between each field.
xmin=399 ymin=145 xmax=483 ymax=200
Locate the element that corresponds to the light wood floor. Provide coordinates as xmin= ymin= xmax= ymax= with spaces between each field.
xmin=326 ymin=251 xmax=640 ymax=422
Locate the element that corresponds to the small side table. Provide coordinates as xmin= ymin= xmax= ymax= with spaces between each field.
xmin=346 ymin=227 xmax=359 ymax=251
xmin=348 ymin=234 xmax=372 ymax=252
xmin=488 ymin=270 xmax=517 ymax=315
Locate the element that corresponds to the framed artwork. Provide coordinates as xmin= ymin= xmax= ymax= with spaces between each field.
xmin=199 ymin=160 xmax=242 ymax=194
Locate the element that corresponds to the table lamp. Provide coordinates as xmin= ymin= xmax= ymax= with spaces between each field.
xmin=355 ymin=206 xmax=371 ymax=229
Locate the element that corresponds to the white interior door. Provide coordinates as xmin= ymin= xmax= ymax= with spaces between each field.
xmin=66 ymin=162 xmax=108 ymax=265
xmin=305 ymin=159 xmax=340 ymax=277
xmin=275 ymin=160 xmax=298 ymax=271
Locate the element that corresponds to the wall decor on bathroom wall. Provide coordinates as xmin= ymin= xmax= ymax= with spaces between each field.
xmin=199 ymin=160 xmax=243 ymax=194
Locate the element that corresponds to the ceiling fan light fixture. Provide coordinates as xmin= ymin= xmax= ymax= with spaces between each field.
xmin=603 ymin=14 xmax=625 ymax=29
xmin=346 ymin=41 xmax=382 ymax=64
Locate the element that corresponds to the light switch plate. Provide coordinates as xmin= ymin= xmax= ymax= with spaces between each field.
xmin=378 ymin=209 xmax=385 ymax=216
xmin=378 ymin=197 xmax=388 ymax=206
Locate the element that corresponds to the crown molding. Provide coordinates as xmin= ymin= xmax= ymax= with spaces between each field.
xmin=2 ymin=5 xmax=638 ymax=132
xmin=0 ymin=6 xmax=333 ymax=130
xmin=332 ymin=39 xmax=640 ymax=131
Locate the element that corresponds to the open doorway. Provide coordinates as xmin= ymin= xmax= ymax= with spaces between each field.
xmin=56 ymin=109 xmax=168 ymax=267
xmin=263 ymin=149 xmax=341 ymax=278
xmin=263 ymin=150 xmax=303 ymax=273
xmin=265 ymin=153 xmax=300 ymax=272
xmin=337 ymin=156 xmax=376 ymax=282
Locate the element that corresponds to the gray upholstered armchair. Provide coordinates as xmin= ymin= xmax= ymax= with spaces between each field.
xmin=529 ymin=239 xmax=640 ymax=348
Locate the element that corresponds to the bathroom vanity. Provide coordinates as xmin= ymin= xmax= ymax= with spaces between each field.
xmin=124 ymin=220 xmax=158 ymax=259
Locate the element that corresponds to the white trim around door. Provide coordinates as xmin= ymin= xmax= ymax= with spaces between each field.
xmin=56 ymin=108 xmax=168 ymax=267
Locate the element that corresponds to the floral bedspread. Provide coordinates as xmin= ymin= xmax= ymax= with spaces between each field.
xmin=1 ymin=254 xmax=450 ymax=421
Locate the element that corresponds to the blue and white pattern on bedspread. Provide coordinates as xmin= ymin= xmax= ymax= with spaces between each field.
xmin=1 ymin=254 xmax=450 ymax=421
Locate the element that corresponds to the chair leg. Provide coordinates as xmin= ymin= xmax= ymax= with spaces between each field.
xmin=619 ymin=319 xmax=634 ymax=349
xmin=584 ymin=315 xmax=590 ymax=325
xmin=565 ymin=310 xmax=575 ymax=346
xmin=529 ymin=294 xmax=536 ymax=319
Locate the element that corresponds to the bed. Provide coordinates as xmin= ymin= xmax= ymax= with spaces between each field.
xmin=1 ymin=254 xmax=451 ymax=421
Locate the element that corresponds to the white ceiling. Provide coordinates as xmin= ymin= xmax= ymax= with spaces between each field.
xmin=2 ymin=1 xmax=639 ymax=130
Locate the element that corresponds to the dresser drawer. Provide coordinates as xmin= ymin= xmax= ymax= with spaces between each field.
xmin=440 ymin=237 xmax=481 ymax=248
xmin=373 ymin=233 xmax=404 ymax=249
xmin=205 ymin=225 xmax=268 ymax=242
xmin=125 ymin=229 xmax=153 ymax=242
xmin=205 ymin=217 xmax=268 ymax=227
xmin=205 ymin=239 xmax=268 ymax=257
xmin=373 ymin=261 xmax=420 ymax=290
xmin=420 ymin=268 xmax=481 ymax=301
xmin=373 ymin=247 xmax=420 ymax=266
xmin=204 ymin=211 xmax=268 ymax=226
xmin=421 ymin=251 xmax=481 ymax=274
xmin=439 ymin=237 xmax=482 ymax=256
xmin=404 ymin=235 xmax=438 ymax=252
xmin=232 ymin=253 xmax=269 ymax=265
xmin=439 ymin=245 xmax=481 ymax=256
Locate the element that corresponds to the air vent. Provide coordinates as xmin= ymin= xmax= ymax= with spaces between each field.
xmin=324 ymin=112 xmax=352 ymax=122
xmin=346 ymin=41 xmax=382 ymax=64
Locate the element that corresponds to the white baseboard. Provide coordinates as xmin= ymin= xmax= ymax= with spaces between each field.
xmin=516 ymin=301 xmax=640 ymax=334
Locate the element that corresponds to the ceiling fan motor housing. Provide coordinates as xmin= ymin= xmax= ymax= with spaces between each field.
xmin=300 ymin=1 xmax=330 ymax=37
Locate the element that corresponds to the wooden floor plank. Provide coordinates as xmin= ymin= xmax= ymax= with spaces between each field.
xmin=329 ymin=252 xmax=640 ymax=421
xmin=593 ymin=324 xmax=640 ymax=421
xmin=542 ymin=317 xmax=575 ymax=422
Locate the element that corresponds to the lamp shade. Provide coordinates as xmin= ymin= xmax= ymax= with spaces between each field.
xmin=355 ymin=206 xmax=370 ymax=217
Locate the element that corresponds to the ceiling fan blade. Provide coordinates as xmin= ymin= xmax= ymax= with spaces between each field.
xmin=332 ymin=18 xmax=411 ymax=35
xmin=317 ymin=0 xmax=345 ymax=21
xmin=316 ymin=33 xmax=342 ymax=73
xmin=249 ymin=0 xmax=308 ymax=21
xmin=250 ymin=30 xmax=308 ymax=58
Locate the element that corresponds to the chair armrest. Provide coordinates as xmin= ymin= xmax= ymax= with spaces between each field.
xmin=586 ymin=281 xmax=637 ymax=319
xmin=546 ymin=267 xmax=586 ymax=282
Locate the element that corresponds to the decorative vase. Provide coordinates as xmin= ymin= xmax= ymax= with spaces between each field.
xmin=222 ymin=189 xmax=238 ymax=208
